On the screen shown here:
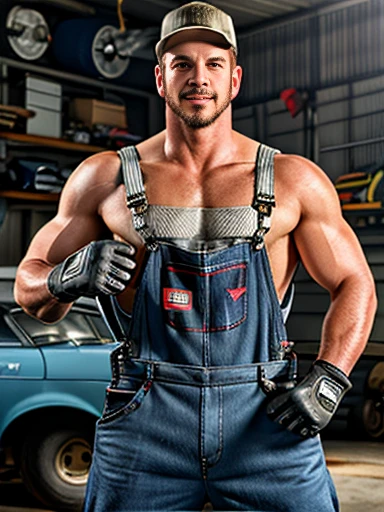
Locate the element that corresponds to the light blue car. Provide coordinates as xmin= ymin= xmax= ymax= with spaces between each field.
xmin=0 ymin=267 xmax=117 ymax=511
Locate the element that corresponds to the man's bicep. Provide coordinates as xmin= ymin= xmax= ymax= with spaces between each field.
xmin=293 ymin=173 xmax=370 ymax=293
xmin=22 ymin=157 xmax=112 ymax=266
xmin=24 ymin=211 xmax=107 ymax=266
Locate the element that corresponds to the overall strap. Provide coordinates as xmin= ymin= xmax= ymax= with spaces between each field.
xmin=252 ymin=144 xmax=281 ymax=251
xmin=118 ymin=146 xmax=158 ymax=252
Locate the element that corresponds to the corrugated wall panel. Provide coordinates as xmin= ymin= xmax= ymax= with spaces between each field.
xmin=233 ymin=72 xmax=384 ymax=179
xmin=319 ymin=0 xmax=384 ymax=85
xmin=237 ymin=0 xmax=384 ymax=105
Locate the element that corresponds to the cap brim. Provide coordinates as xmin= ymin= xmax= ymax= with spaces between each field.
xmin=156 ymin=28 xmax=231 ymax=59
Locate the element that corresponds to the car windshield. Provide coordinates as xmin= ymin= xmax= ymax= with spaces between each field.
xmin=11 ymin=309 xmax=114 ymax=346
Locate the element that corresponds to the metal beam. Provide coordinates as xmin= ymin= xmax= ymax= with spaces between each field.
xmin=217 ymin=0 xmax=274 ymax=18
xmin=247 ymin=0 xmax=299 ymax=14
xmin=321 ymin=137 xmax=384 ymax=153
xmin=0 ymin=57 xmax=155 ymax=99
xmin=239 ymin=0 xmax=370 ymax=37
xmin=140 ymin=0 xmax=176 ymax=8
xmin=278 ymin=0 xmax=311 ymax=7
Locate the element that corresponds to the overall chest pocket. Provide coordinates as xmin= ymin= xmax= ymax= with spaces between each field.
xmin=162 ymin=261 xmax=248 ymax=332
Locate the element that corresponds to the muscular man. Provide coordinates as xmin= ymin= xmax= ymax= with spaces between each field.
xmin=15 ymin=2 xmax=376 ymax=511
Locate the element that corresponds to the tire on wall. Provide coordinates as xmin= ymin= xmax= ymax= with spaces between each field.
xmin=20 ymin=424 xmax=94 ymax=511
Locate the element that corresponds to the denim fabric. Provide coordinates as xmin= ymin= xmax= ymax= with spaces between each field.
xmin=84 ymin=241 xmax=339 ymax=512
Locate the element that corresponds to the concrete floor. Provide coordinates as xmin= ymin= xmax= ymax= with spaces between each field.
xmin=325 ymin=441 xmax=384 ymax=512
xmin=333 ymin=474 xmax=384 ymax=512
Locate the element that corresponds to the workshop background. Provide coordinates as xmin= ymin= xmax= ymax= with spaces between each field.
xmin=0 ymin=1 xmax=384 ymax=511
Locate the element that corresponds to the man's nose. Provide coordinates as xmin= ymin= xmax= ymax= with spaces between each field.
xmin=188 ymin=63 xmax=210 ymax=88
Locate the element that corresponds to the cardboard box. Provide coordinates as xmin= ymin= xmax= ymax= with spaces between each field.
xmin=70 ymin=98 xmax=127 ymax=129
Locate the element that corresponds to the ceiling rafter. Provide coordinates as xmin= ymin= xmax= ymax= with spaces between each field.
xmin=216 ymin=0 xmax=275 ymax=17
xmin=246 ymin=0 xmax=299 ymax=13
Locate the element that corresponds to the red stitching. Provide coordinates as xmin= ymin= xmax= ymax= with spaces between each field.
xmin=167 ymin=263 xmax=246 ymax=277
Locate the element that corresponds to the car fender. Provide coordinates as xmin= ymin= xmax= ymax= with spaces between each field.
xmin=0 ymin=390 xmax=103 ymax=439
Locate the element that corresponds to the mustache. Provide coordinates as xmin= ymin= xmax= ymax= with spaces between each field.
xmin=179 ymin=88 xmax=218 ymax=100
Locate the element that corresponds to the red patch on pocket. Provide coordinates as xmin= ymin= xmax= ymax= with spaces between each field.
xmin=163 ymin=288 xmax=192 ymax=311
xmin=226 ymin=287 xmax=246 ymax=301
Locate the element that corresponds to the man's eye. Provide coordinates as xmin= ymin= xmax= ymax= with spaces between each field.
xmin=209 ymin=63 xmax=220 ymax=67
xmin=175 ymin=63 xmax=190 ymax=68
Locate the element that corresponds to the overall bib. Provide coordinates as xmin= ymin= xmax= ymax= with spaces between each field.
xmin=84 ymin=144 xmax=338 ymax=512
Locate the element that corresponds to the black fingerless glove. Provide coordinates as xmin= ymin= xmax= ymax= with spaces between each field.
xmin=47 ymin=240 xmax=136 ymax=303
xmin=266 ymin=359 xmax=352 ymax=439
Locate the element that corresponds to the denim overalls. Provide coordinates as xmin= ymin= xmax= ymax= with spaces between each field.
xmin=84 ymin=144 xmax=338 ymax=512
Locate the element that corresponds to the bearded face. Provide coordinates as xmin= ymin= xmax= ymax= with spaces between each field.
xmin=158 ymin=40 xmax=237 ymax=130
xmin=163 ymin=80 xmax=233 ymax=129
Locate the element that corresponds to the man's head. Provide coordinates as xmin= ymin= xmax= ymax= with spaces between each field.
xmin=155 ymin=2 xmax=242 ymax=129
xmin=156 ymin=2 xmax=237 ymax=63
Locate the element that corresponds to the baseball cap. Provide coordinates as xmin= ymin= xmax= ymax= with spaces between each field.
xmin=156 ymin=2 xmax=237 ymax=60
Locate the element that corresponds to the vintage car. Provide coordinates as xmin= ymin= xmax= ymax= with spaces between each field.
xmin=0 ymin=267 xmax=117 ymax=511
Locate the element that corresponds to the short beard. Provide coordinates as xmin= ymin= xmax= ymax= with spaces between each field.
xmin=164 ymin=83 xmax=232 ymax=129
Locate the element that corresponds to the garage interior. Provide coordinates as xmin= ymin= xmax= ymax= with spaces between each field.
xmin=0 ymin=0 xmax=384 ymax=511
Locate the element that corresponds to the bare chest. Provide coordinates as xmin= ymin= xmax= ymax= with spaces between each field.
xmin=101 ymin=161 xmax=298 ymax=247
xmin=101 ymin=162 xmax=299 ymax=304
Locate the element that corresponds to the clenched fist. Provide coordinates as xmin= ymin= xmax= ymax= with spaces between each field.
xmin=47 ymin=240 xmax=136 ymax=303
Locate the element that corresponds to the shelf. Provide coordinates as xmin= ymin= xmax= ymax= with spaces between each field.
xmin=0 ymin=132 xmax=105 ymax=153
xmin=0 ymin=190 xmax=59 ymax=202
xmin=0 ymin=56 xmax=154 ymax=99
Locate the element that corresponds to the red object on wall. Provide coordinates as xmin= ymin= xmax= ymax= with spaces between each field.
xmin=280 ymin=88 xmax=308 ymax=118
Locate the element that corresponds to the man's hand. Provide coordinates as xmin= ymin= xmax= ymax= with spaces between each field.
xmin=47 ymin=240 xmax=136 ymax=303
xmin=266 ymin=360 xmax=352 ymax=439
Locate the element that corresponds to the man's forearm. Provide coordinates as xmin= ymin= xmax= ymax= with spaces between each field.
xmin=14 ymin=259 xmax=72 ymax=323
xmin=318 ymin=273 xmax=377 ymax=375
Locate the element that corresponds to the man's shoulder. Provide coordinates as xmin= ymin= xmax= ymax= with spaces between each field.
xmin=61 ymin=150 xmax=122 ymax=206
xmin=71 ymin=150 xmax=120 ymax=181
xmin=274 ymin=153 xmax=331 ymax=188
xmin=274 ymin=153 xmax=340 ymax=215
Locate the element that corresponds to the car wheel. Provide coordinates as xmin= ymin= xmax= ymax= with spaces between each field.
xmin=362 ymin=395 xmax=384 ymax=439
xmin=20 ymin=425 xmax=93 ymax=511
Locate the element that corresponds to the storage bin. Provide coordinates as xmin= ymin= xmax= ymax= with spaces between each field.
xmin=25 ymin=76 xmax=62 ymax=138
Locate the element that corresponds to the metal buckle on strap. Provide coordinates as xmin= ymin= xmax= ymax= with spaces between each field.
xmin=252 ymin=199 xmax=274 ymax=251
xmin=252 ymin=231 xmax=265 ymax=251
xmin=126 ymin=192 xmax=147 ymax=209
xmin=127 ymin=195 xmax=159 ymax=252
xmin=256 ymin=194 xmax=276 ymax=208
xmin=256 ymin=202 xmax=273 ymax=216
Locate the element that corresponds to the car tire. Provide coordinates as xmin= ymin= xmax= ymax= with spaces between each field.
xmin=20 ymin=424 xmax=94 ymax=511
xmin=362 ymin=395 xmax=384 ymax=439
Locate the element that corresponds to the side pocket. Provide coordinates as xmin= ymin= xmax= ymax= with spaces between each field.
xmin=101 ymin=388 xmax=137 ymax=423
xmin=99 ymin=379 xmax=152 ymax=426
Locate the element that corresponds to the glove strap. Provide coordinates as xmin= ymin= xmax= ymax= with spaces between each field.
xmin=47 ymin=244 xmax=95 ymax=303
xmin=313 ymin=359 xmax=352 ymax=413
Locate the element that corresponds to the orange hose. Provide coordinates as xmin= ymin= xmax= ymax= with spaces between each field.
xmin=117 ymin=0 xmax=126 ymax=32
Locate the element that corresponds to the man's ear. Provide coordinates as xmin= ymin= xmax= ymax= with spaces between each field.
xmin=155 ymin=64 xmax=165 ymax=98
xmin=231 ymin=65 xmax=242 ymax=101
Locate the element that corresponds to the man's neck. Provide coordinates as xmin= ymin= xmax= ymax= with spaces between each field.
xmin=163 ymin=107 xmax=237 ymax=172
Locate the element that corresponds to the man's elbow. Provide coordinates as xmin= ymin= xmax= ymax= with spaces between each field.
xmin=14 ymin=271 xmax=69 ymax=324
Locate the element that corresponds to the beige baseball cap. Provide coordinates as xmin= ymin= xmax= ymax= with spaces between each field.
xmin=156 ymin=2 xmax=237 ymax=60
